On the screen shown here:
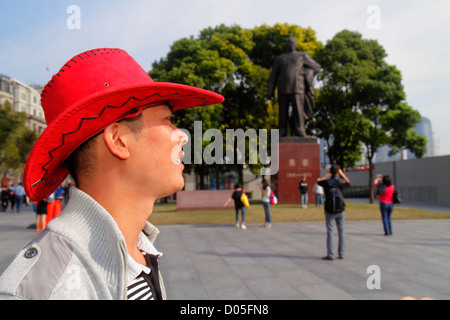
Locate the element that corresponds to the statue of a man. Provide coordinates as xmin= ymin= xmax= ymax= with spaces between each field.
xmin=268 ymin=36 xmax=321 ymax=137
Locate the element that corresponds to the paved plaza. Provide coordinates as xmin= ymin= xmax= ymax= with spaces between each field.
xmin=1 ymin=204 xmax=449 ymax=300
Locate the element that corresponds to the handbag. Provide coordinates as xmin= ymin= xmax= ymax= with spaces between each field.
xmin=270 ymin=190 xmax=278 ymax=205
xmin=393 ymin=189 xmax=402 ymax=204
xmin=240 ymin=193 xmax=250 ymax=207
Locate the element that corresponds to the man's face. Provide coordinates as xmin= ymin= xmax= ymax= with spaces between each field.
xmin=127 ymin=104 xmax=188 ymax=200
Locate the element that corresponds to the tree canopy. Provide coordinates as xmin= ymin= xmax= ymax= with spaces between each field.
xmin=0 ymin=101 xmax=38 ymax=175
xmin=311 ymin=30 xmax=426 ymax=202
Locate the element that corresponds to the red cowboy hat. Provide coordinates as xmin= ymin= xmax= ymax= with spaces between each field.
xmin=23 ymin=48 xmax=224 ymax=201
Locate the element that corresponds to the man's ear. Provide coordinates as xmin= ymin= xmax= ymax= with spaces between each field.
xmin=103 ymin=123 xmax=131 ymax=160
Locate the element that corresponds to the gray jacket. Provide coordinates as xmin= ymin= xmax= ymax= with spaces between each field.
xmin=0 ymin=187 xmax=166 ymax=300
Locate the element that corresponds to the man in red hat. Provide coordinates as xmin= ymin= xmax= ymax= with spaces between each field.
xmin=0 ymin=48 xmax=224 ymax=300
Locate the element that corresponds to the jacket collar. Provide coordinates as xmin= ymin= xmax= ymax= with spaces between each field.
xmin=47 ymin=187 xmax=161 ymax=297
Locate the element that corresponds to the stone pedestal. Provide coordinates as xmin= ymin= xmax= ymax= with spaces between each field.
xmin=273 ymin=137 xmax=321 ymax=204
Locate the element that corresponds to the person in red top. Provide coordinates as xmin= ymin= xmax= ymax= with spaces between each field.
xmin=375 ymin=175 xmax=395 ymax=235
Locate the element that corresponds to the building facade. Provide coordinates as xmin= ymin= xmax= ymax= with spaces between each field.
xmin=0 ymin=74 xmax=46 ymax=134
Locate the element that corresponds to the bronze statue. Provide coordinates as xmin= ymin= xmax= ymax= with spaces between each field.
xmin=268 ymin=37 xmax=321 ymax=137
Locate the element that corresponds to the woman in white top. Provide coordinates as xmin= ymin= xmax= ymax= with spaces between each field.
xmin=313 ymin=179 xmax=325 ymax=208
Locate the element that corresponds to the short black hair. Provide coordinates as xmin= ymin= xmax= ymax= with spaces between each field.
xmin=64 ymin=114 xmax=143 ymax=185
xmin=64 ymin=133 xmax=100 ymax=185
xmin=330 ymin=164 xmax=340 ymax=176
xmin=382 ymin=175 xmax=392 ymax=187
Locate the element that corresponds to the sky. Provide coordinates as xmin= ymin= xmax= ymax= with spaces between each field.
xmin=1 ymin=0 xmax=449 ymax=155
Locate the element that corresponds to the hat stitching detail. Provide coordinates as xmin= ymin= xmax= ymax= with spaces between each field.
xmin=41 ymin=48 xmax=124 ymax=101
xmin=32 ymin=92 xmax=209 ymax=190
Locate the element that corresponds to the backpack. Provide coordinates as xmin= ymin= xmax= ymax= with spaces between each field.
xmin=324 ymin=178 xmax=345 ymax=213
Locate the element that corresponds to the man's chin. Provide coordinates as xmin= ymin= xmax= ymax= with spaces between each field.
xmin=160 ymin=179 xmax=185 ymax=199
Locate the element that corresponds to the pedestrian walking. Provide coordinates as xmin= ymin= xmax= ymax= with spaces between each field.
xmin=224 ymin=184 xmax=247 ymax=230
xmin=9 ymin=184 xmax=16 ymax=212
xmin=1 ymin=186 xmax=10 ymax=212
xmin=14 ymin=183 xmax=26 ymax=213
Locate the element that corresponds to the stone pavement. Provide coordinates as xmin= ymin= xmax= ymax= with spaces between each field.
xmin=0 ymin=207 xmax=37 ymax=276
xmin=1 ymin=204 xmax=449 ymax=300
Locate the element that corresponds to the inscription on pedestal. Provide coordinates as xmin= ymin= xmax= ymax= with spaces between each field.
xmin=275 ymin=137 xmax=321 ymax=204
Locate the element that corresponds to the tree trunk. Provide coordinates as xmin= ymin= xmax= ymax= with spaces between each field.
xmin=237 ymin=164 xmax=244 ymax=186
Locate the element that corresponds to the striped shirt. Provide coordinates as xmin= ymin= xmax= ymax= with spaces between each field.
xmin=127 ymin=253 xmax=162 ymax=300
xmin=127 ymin=273 xmax=154 ymax=300
xmin=127 ymin=232 xmax=163 ymax=300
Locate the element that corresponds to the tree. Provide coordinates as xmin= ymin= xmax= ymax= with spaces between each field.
xmin=200 ymin=24 xmax=270 ymax=184
xmin=0 ymin=101 xmax=38 ymax=175
xmin=381 ymin=102 xmax=426 ymax=158
xmin=312 ymin=30 xmax=426 ymax=203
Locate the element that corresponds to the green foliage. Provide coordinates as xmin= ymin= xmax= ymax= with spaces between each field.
xmin=0 ymin=101 xmax=38 ymax=172
xmin=312 ymin=30 xmax=426 ymax=203
xmin=382 ymin=102 xmax=426 ymax=157
xmin=313 ymin=30 xmax=424 ymax=164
